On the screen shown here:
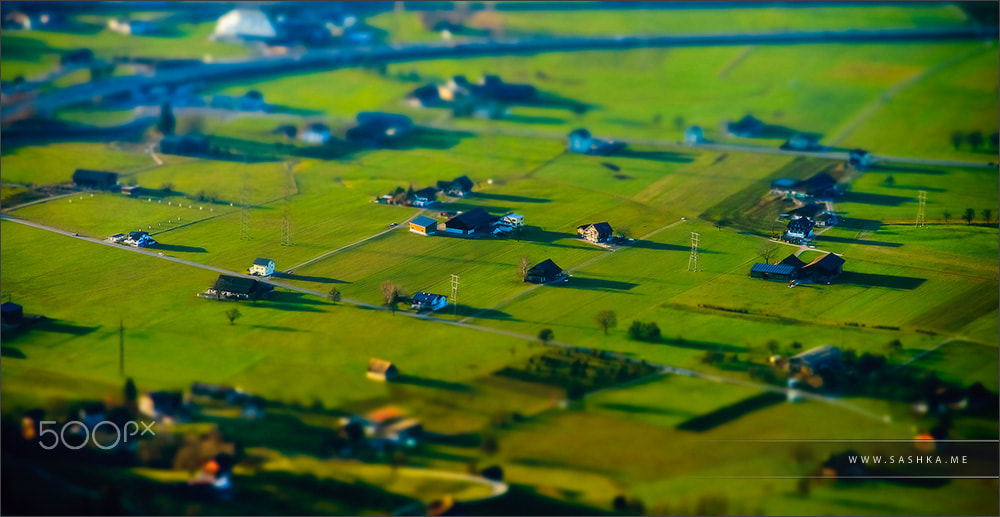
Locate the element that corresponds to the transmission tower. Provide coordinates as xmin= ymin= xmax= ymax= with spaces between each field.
xmin=451 ymin=274 xmax=460 ymax=315
xmin=280 ymin=162 xmax=295 ymax=247
xmin=239 ymin=170 xmax=252 ymax=240
xmin=687 ymin=232 xmax=700 ymax=272
xmin=915 ymin=190 xmax=927 ymax=228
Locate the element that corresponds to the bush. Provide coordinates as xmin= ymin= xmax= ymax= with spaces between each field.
xmin=628 ymin=321 xmax=661 ymax=342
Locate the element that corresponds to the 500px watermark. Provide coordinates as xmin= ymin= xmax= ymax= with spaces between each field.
xmin=37 ymin=420 xmax=155 ymax=450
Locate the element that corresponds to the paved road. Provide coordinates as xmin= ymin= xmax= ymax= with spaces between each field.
xmin=4 ymin=26 xmax=997 ymax=123
xmin=2 ymin=214 xmax=889 ymax=420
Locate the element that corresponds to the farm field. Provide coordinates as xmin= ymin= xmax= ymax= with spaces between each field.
xmin=2 ymin=3 xmax=998 ymax=516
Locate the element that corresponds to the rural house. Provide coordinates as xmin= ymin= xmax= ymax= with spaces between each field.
xmin=248 ymin=258 xmax=275 ymax=277
xmin=783 ymin=202 xmax=837 ymax=227
xmin=444 ymin=207 xmax=494 ymax=235
xmin=790 ymin=172 xmax=840 ymax=199
xmin=411 ymin=292 xmax=448 ymax=312
xmin=726 ymin=114 xmax=764 ymax=137
xmin=685 ymin=125 xmax=705 ymax=144
xmin=501 ymin=213 xmax=524 ymax=228
xmin=367 ymin=358 xmax=399 ymax=382
xmin=436 ymin=175 xmax=474 ymax=197
xmin=73 ymin=169 xmax=118 ymax=190
xmin=799 ymin=253 xmax=845 ymax=284
xmin=301 ymin=123 xmax=331 ymax=144
xmin=409 ymin=215 xmax=438 ymax=235
xmin=577 ymin=222 xmax=614 ymax=243
xmin=788 ymin=345 xmax=842 ymax=375
xmin=749 ymin=263 xmax=798 ymax=283
xmin=126 ymin=231 xmax=156 ymax=248
xmin=347 ymin=112 xmax=413 ymax=146
xmin=784 ymin=218 xmax=815 ymax=243
xmin=205 ymin=275 xmax=273 ymax=301
xmin=411 ymin=187 xmax=438 ymax=208
xmin=1 ymin=302 xmax=24 ymax=325
xmin=565 ymin=128 xmax=624 ymax=156
xmin=139 ymin=391 xmax=188 ymax=423
xmin=526 ymin=259 xmax=564 ymax=284
xmin=849 ymin=148 xmax=875 ymax=170
xmin=783 ymin=133 xmax=823 ymax=151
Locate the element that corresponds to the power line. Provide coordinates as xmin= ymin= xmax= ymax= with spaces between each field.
xmin=915 ymin=190 xmax=927 ymax=228
xmin=688 ymin=232 xmax=700 ymax=272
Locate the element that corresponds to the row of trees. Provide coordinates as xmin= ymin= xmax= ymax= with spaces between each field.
xmin=943 ymin=208 xmax=992 ymax=225
xmin=949 ymin=130 xmax=999 ymax=151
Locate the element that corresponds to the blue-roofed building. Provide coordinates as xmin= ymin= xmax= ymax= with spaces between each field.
xmin=411 ymin=292 xmax=448 ymax=312
xmin=409 ymin=216 xmax=438 ymax=235
xmin=750 ymin=262 xmax=798 ymax=283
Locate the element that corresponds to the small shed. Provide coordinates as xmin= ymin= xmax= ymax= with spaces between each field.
xmin=367 ymin=358 xmax=399 ymax=382
xmin=750 ymin=263 xmax=797 ymax=283
xmin=409 ymin=216 xmax=438 ymax=235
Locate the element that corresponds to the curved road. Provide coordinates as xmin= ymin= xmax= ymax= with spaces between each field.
xmin=3 ymin=26 xmax=997 ymax=123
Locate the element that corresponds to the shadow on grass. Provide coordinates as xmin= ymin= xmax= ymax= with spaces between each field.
xmin=557 ymin=276 xmax=639 ymax=292
xmin=677 ymin=392 xmax=785 ymax=432
xmin=834 ymin=217 xmax=884 ymax=232
xmin=628 ymin=239 xmax=720 ymax=252
xmin=867 ymin=164 xmax=946 ymax=175
xmin=35 ymin=319 xmax=101 ymax=336
xmin=393 ymin=374 xmax=473 ymax=393
xmin=450 ymin=304 xmax=515 ymax=321
xmin=885 ymin=185 xmax=947 ymax=193
xmin=599 ymin=402 xmax=693 ymax=418
xmin=248 ymin=325 xmax=313 ymax=332
xmin=423 ymin=431 xmax=481 ymax=448
xmin=815 ymin=235 xmax=901 ymax=248
xmin=461 ymin=484 xmax=614 ymax=516
xmin=0 ymin=347 xmax=26 ymax=359
xmin=473 ymin=192 xmax=551 ymax=203
xmin=615 ymin=148 xmax=697 ymax=163
xmin=268 ymin=291 xmax=335 ymax=306
xmin=152 ymin=243 xmax=207 ymax=253
xmin=837 ymin=271 xmax=926 ymax=290
xmin=840 ymin=192 xmax=914 ymax=206
xmin=272 ymin=272 xmax=348 ymax=284
xmin=504 ymin=114 xmax=567 ymax=125
xmin=661 ymin=337 xmax=748 ymax=354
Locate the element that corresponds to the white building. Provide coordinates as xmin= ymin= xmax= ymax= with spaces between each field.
xmin=501 ymin=213 xmax=524 ymax=228
xmin=301 ymin=123 xmax=331 ymax=144
xmin=213 ymin=8 xmax=277 ymax=41
xmin=249 ymin=258 xmax=275 ymax=277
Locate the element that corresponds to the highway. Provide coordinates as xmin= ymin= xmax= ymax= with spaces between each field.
xmin=3 ymin=25 xmax=997 ymax=123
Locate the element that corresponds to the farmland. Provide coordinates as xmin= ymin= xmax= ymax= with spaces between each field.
xmin=2 ymin=2 xmax=998 ymax=516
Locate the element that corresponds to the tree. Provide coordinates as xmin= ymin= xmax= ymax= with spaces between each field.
xmin=943 ymin=209 xmax=951 ymax=224
xmin=883 ymin=175 xmax=895 ymax=186
xmin=628 ymin=321 xmax=661 ymax=342
xmin=963 ymin=208 xmax=976 ymax=225
xmin=328 ymin=287 xmax=341 ymax=304
xmin=157 ymin=102 xmax=175 ymax=136
xmin=967 ymin=131 xmax=984 ymax=151
xmin=381 ymin=280 xmax=403 ymax=314
xmin=595 ymin=310 xmax=617 ymax=335
xmin=885 ymin=339 xmax=903 ymax=356
xmin=673 ymin=115 xmax=685 ymax=130
xmin=950 ymin=131 xmax=963 ymax=150
xmin=714 ymin=218 xmax=729 ymax=231
xmin=982 ymin=209 xmax=992 ymax=225
xmin=538 ymin=328 xmax=554 ymax=344
xmin=990 ymin=132 xmax=999 ymax=149
xmin=518 ymin=256 xmax=531 ymax=282
xmin=757 ymin=242 xmax=779 ymax=264
xmin=617 ymin=226 xmax=632 ymax=240
xmin=225 ymin=308 xmax=241 ymax=325
xmin=480 ymin=433 xmax=499 ymax=455
xmin=123 ymin=378 xmax=137 ymax=408
xmin=160 ymin=182 xmax=174 ymax=194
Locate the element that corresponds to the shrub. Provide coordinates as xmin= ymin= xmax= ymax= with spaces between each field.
xmin=628 ymin=321 xmax=661 ymax=342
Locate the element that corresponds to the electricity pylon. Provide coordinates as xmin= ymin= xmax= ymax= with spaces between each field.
xmin=688 ymin=232 xmax=700 ymax=272
xmin=915 ymin=190 xmax=927 ymax=228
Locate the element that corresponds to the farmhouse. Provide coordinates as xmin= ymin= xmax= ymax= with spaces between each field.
xmin=783 ymin=133 xmax=823 ymax=151
xmin=411 ymin=187 xmax=438 ymax=208
xmin=784 ymin=218 xmax=815 ymax=243
xmin=407 ymin=84 xmax=442 ymax=107
xmin=577 ymin=222 xmax=614 ymax=243
xmin=685 ymin=125 xmax=704 ymax=144
xmin=205 ymin=275 xmax=273 ymax=300
xmin=139 ymin=391 xmax=187 ymax=422
xmin=444 ymin=207 xmax=494 ymax=235
xmin=1 ymin=302 xmax=24 ymax=325
xmin=301 ymin=123 xmax=331 ymax=144
xmin=526 ymin=259 xmax=564 ymax=284
xmin=213 ymin=8 xmax=278 ymax=41
xmin=727 ymin=114 xmax=764 ymax=137
xmin=790 ymin=172 xmax=840 ymax=199
xmin=347 ymin=112 xmax=413 ymax=145
xmin=799 ymin=253 xmax=845 ymax=284
xmin=108 ymin=18 xmax=158 ymax=35
xmin=126 ymin=231 xmax=156 ymax=248
xmin=367 ymin=358 xmax=399 ymax=382
xmin=73 ymin=169 xmax=118 ymax=190
xmin=411 ymin=292 xmax=448 ymax=312
xmin=788 ymin=345 xmax=842 ymax=375
xmin=501 ymin=213 xmax=524 ymax=228
xmin=409 ymin=216 xmax=438 ymax=235
xmin=248 ymin=258 xmax=275 ymax=277
xmin=565 ymin=128 xmax=624 ymax=156
xmin=849 ymin=148 xmax=875 ymax=170
xmin=436 ymin=175 xmax=474 ymax=197
xmin=749 ymin=263 xmax=798 ymax=283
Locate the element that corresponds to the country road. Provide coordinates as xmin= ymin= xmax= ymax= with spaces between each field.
xmin=1 ymin=214 xmax=893 ymax=422
xmin=3 ymin=26 xmax=997 ymax=124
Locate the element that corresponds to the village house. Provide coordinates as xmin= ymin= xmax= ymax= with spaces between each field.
xmin=726 ymin=114 xmax=765 ymax=138
xmin=799 ymin=253 xmax=846 ymax=284
xmin=848 ymin=148 xmax=875 ymax=170
xmin=212 ymin=7 xmax=278 ymax=42
xmin=788 ymin=345 xmax=842 ymax=375
xmin=525 ymin=259 xmax=564 ymax=284
xmin=411 ymin=292 xmax=448 ymax=312
xmin=126 ymin=231 xmax=157 ymax=248
xmin=73 ymin=169 xmax=118 ymax=190
xmin=749 ymin=262 xmax=798 ymax=283
xmin=684 ymin=125 xmax=705 ymax=144
xmin=577 ymin=222 xmax=614 ymax=243
xmin=190 ymin=382 xmax=236 ymax=401
xmin=444 ymin=207 xmax=494 ymax=235
xmin=751 ymin=253 xmax=844 ymax=285
xmin=248 ymin=258 xmax=275 ymax=277
xmin=783 ymin=133 xmax=823 ymax=151
xmin=565 ymin=128 xmax=625 ymax=156
xmin=411 ymin=187 xmax=438 ymax=208
xmin=301 ymin=123 xmax=331 ymax=144
xmin=409 ymin=215 xmax=438 ymax=235
xmin=204 ymin=274 xmax=273 ymax=301
xmin=367 ymin=358 xmax=399 ymax=382
xmin=436 ymin=175 xmax=474 ymax=197
xmin=783 ymin=202 xmax=837 ymax=227
xmin=784 ymin=218 xmax=815 ymax=243
xmin=347 ymin=112 xmax=413 ymax=146
xmin=501 ymin=213 xmax=524 ymax=228
xmin=139 ymin=391 xmax=188 ymax=423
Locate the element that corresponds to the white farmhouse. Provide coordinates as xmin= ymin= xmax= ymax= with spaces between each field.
xmin=249 ymin=258 xmax=275 ymax=277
